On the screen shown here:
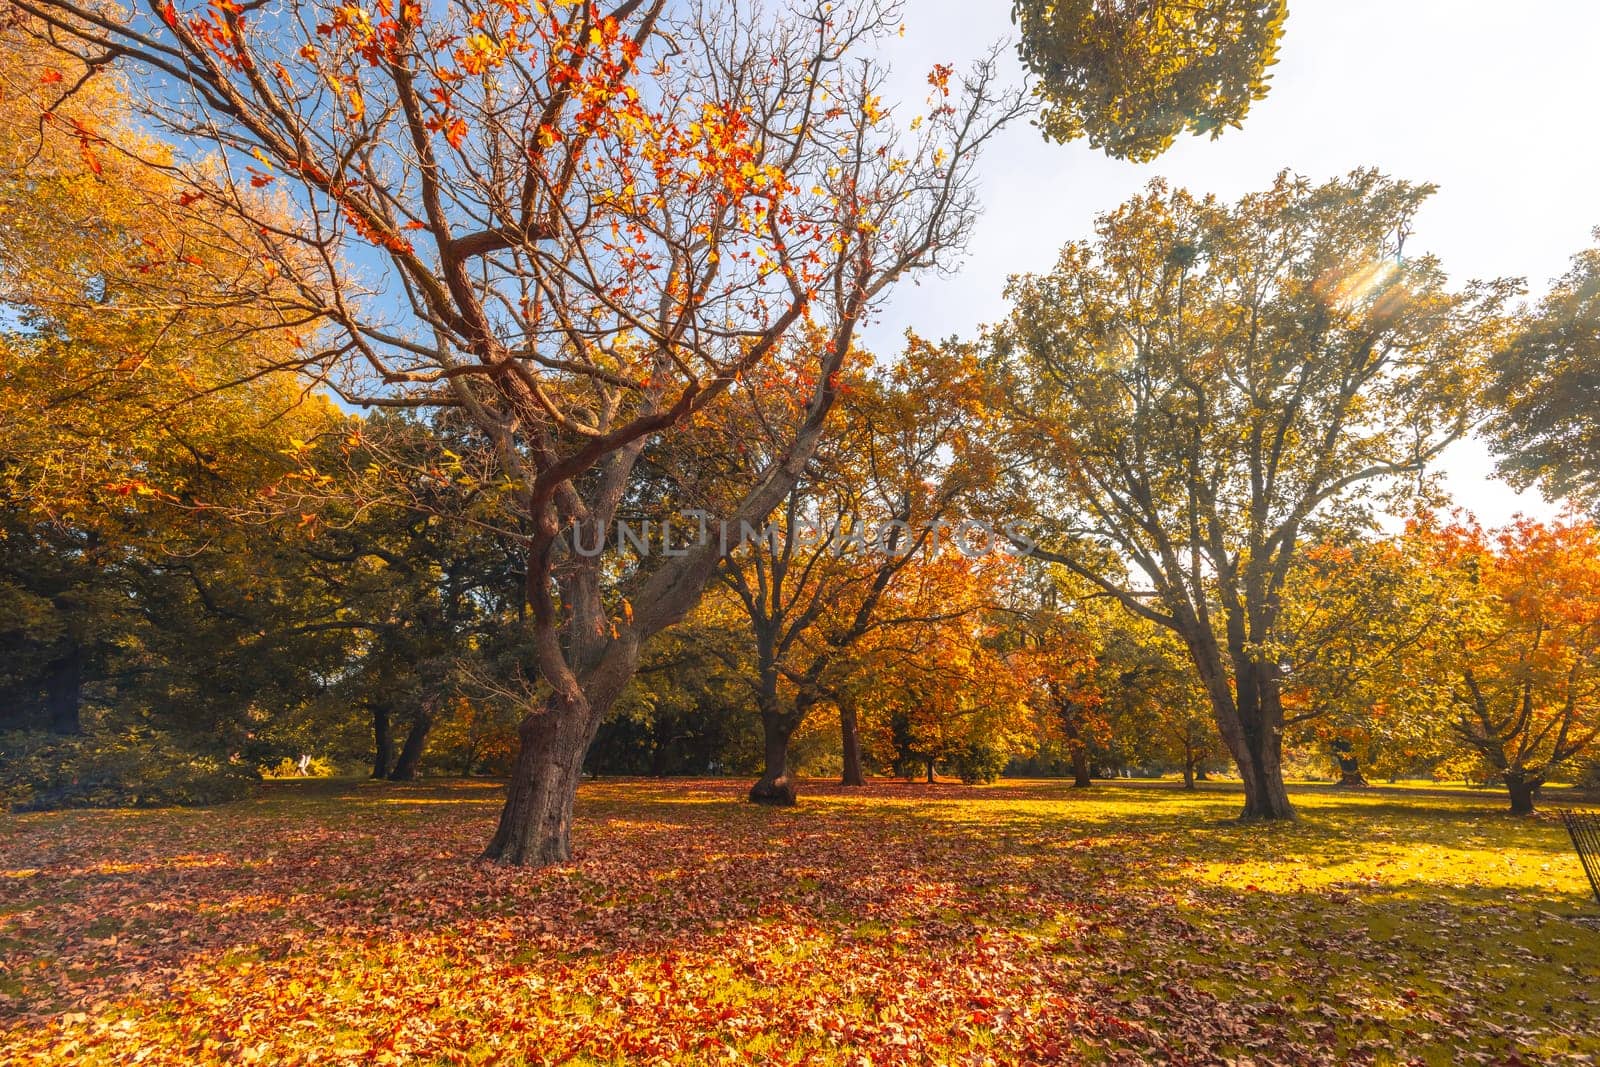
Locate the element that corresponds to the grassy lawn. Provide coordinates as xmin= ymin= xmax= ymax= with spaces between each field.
xmin=1 ymin=778 xmax=1597 ymax=1065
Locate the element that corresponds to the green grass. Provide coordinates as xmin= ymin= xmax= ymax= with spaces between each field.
xmin=1 ymin=777 xmax=1596 ymax=1064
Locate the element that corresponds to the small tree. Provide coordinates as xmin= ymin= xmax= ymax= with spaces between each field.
xmin=1417 ymin=517 xmax=1600 ymax=814
xmin=708 ymin=336 xmax=995 ymax=803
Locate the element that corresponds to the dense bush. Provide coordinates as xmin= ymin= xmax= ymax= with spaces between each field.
xmin=1579 ymin=760 xmax=1600 ymax=791
xmin=947 ymin=742 xmax=1010 ymax=785
xmin=0 ymin=728 xmax=257 ymax=811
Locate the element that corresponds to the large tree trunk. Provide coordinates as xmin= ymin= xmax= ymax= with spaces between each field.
xmin=839 ymin=701 xmax=865 ymax=787
xmin=387 ymin=710 xmax=432 ymax=781
xmin=371 ymin=703 xmax=394 ymax=779
xmin=750 ymin=711 xmax=798 ymax=806
xmin=1070 ymin=745 xmax=1093 ymax=789
xmin=1233 ymin=722 xmax=1295 ymax=819
xmin=1505 ymin=772 xmax=1542 ymax=816
xmin=1200 ymin=653 xmax=1296 ymax=821
xmin=45 ymin=644 xmax=83 ymax=736
xmin=1182 ymin=753 xmax=1196 ymax=790
xmin=482 ymin=323 xmax=849 ymax=864
xmin=483 ymin=697 xmax=597 ymax=865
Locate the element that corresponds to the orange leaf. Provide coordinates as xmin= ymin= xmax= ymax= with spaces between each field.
xmin=445 ymin=117 xmax=468 ymax=150
xmin=78 ymin=139 xmax=102 ymax=176
xmin=40 ymin=69 xmax=64 ymax=85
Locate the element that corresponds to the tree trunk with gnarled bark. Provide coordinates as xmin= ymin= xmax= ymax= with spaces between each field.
xmin=1231 ymin=722 xmax=1294 ymax=819
xmin=840 ymin=701 xmax=865 ymax=787
xmin=482 ymin=697 xmax=601 ymax=865
xmin=1190 ymin=637 xmax=1296 ymax=821
xmin=750 ymin=719 xmax=797 ymax=805
xmin=750 ymin=677 xmax=803 ymax=805
xmin=483 ymin=632 xmax=645 ymax=865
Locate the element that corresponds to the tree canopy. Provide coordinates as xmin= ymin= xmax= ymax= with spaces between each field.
xmin=1487 ymin=234 xmax=1600 ymax=512
xmin=990 ymin=170 xmax=1514 ymax=819
xmin=1012 ymin=0 xmax=1288 ymax=161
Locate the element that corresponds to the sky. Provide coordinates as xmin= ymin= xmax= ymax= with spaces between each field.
xmin=861 ymin=0 xmax=1600 ymax=526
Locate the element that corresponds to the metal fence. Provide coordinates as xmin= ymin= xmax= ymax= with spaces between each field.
xmin=1560 ymin=810 xmax=1600 ymax=907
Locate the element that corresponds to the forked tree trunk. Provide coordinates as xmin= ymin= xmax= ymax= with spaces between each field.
xmin=840 ymin=702 xmax=865 ymax=787
xmin=387 ymin=710 xmax=432 ymax=781
xmin=1505 ymin=772 xmax=1542 ymax=816
xmin=371 ymin=703 xmax=394 ymax=779
xmin=1233 ymin=723 xmax=1295 ymax=819
xmin=1198 ymin=653 xmax=1295 ymax=821
xmin=750 ymin=712 xmax=798 ymax=806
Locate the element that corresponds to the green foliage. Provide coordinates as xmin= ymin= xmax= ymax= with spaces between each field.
xmin=991 ymin=170 xmax=1515 ymax=819
xmin=1012 ymin=0 xmax=1287 ymax=161
xmin=1 ymin=728 xmax=256 ymax=811
xmin=1578 ymin=759 xmax=1600 ymax=791
xmin=947 ymin=741 xmax=1009 ymax=784
xmin=1486 ymin=233 xmax=1600 ymax=510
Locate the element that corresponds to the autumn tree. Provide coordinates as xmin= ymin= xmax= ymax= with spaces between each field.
xmin=18 ymin=0 xmax=1028 ymax=861
xmin=995 ymin=568 xmax=1107 ymax=787
xmin=0 ymin=21 xmax=361 ymax=805
xmin=1415 ymin=517 xmax=1600 ymax=815
xmin=1276 ymin=530 xmax=1453 ymax=786
xmin=698 ymin=336 xmax=996 ymax=803
xmin=855 ymin=558 xmax=1033 ymax=785
xmin=1486 ymin=233 xmax=1600 ymax=511
xmin=1011 ymin=0 xmax=1287 ymax=161
xmin=990 ymin=171 xmax=1513 ymax=821
xmin=1093 ymin=612 xmax=1222 ymax=787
